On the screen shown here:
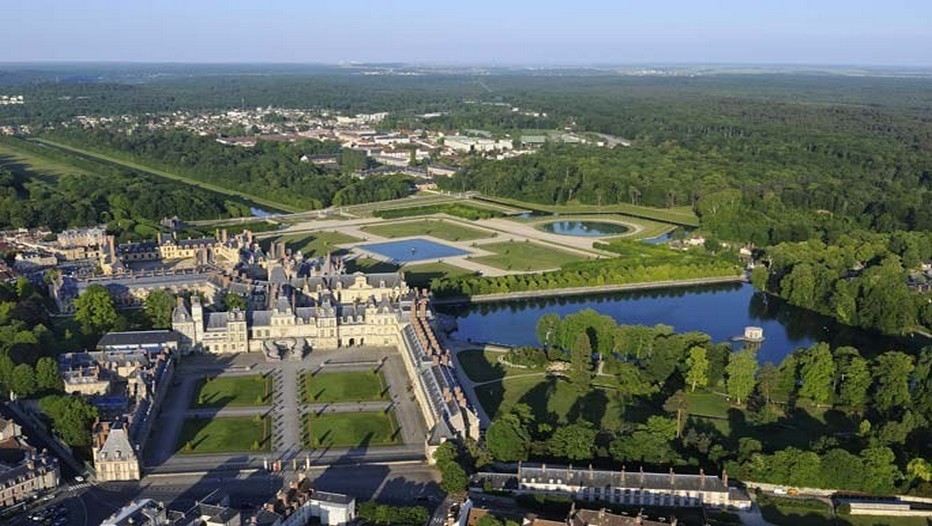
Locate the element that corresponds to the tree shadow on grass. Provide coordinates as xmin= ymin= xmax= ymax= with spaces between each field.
xmin=516 ymin=378 xmax=560 ymax=426
xmin=567 ymin=388 xmax=608 ymax=426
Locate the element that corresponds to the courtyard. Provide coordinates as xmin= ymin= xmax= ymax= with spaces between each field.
xmin=145 ymin=346 xmax=429 ymax=472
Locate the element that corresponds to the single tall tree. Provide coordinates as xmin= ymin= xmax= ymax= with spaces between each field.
xmin=685 ymin=346 xmax=709 ymax=392
xmin=726 ymin=348 xmax=758 ymax=405
xmin=74 ymin=284 xmax=118 ymax=336
xmin=569 ymin=333 xmax=592 ymax=393
xmin=10 ymin=363 xmax=36 ymax=397
xmin=798 ymin=343 xmax=836 ymax=405
xmin=872 ymin=352 xmax=915 ymax=412
xmin=35 ymin=357 xmax=63 ymax=392
xmin=144 ymin=289 xmax=176 ymax=329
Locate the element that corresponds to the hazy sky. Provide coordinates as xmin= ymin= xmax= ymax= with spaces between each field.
xmin=4 ymin=0 xmax=931 ymax=65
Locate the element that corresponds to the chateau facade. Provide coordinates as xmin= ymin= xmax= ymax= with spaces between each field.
xmin=171 ymin=272 xmax=410 ymax=355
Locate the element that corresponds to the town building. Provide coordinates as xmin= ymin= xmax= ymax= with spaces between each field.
xmin=261 ymin=474 xmax=356 ymax=526
xmin=0 ymin=418 xmax=59 ymax=509
xmin=60 ymin=331 xmax=176 ymax=481
xmin=102 ymin=499 xmax=169 ymax=526
xmin=474 ymin=464 xmax=751 ymax=510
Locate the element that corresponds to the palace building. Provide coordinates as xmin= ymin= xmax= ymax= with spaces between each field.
xmin=171 ymin=272 xmax=410 ymax=355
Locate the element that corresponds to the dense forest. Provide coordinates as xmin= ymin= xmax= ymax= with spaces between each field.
xmin=467 ymin=310 xmax=932 ymax=496
xmin=0 ymin=137 xmax=253 ymax=239
xmin=753 ymin=231 xmax=932 ymax=334
xmin=40 ymin=128 xmax=413 ymax=210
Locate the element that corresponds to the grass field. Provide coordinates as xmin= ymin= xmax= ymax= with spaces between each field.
xmin=0 ymin=139 xmax=94 ymax=180
xmin=35 ymin=138 xmax=298 ymax=213
xmin=304 ymin=370 xmax=388 ymax=403
xmin=404 ymin=262 xmax=477 ymax=288
xmin=177 ymin=416 xmax=271 ymax=454
xmin=683 ymin=390 xmax=732 ymax=418
xmin=361 ymin=219 xmax=494 ymax=242
xmin=757 ymin=495 xmax=930 ymax=526
xmin=193 ymin=374 xmax=272 ymax=408
xmin=680 ymin=390 xmax=857 ymax=451
xmin=456 ymin=349 xmax=544 ymax=383
xmin=475 ymin=375 xmax=628 ymax=429
xmin=473 ymin=241 xmax=585 ymax=271
xmin=477 ymin=195 xmax=699 ymax=227
xmin=264 ymin=231 xmax=362 ymax=257
xmin=305 ymin=411 xmax=402 ymax=448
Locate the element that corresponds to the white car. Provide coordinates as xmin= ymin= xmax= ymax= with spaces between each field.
xmin=773 ymin=487 xmax=788 ymax=495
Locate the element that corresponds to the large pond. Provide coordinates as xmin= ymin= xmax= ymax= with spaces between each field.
xmin=540 ymin=220 xmax=631 ymax=237
xmin=437 ymin=283 xmax=924 ymax=364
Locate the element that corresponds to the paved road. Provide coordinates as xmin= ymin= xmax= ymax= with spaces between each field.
xmin=7 ymin=463 xmax=443 ymax=525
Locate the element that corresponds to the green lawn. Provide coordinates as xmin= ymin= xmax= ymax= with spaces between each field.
xmin=683 ymin=397 xmax=857 ymax=451
xmin=361 ymin=219 xmax=493 ymax=242
xmin=473 ymin=241 xmax=585 ymax=271
xmin=265 ymin=231 xmax=362 ymax=257
xmin=304 ymin=371 xmax=388 ymax=403
xmin=456 ymin=349 xmax=542 ymax=383
xmin=0 ymin=138 xmax=94 ymax=180
xmin=305 ymin=411 xmax=402 ymax=448
xmin=193 ymin=374 xmax=272 ymax=408
xmin=476 ymin=195 xmax=699 ymax=227
xmin=757 ymin=495 xmax=930 ymax=526
xmin=177 ymin=416 xmax=271 ymax=454
xmin=475 ymin=375 xmax=627 ymax=430
xmin=404 ymin=262 xmax=477 ymax=288
xmin=684 ymin=390 xmax=731 ymax=418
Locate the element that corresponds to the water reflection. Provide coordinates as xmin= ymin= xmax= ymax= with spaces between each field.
xmin=437 ymin=283 xmax=923 ymax=363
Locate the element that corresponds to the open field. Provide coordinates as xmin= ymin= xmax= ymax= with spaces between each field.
xmin=337 ymin=193 xmax=458 ymax=217
xmin=361 ymin=219 xmax=494 ymax=242
xmin=193 ymin=374 xmax=272 ymax=408
xmin=475 ymin=375 xmax=627 ymax=429
xmin=477 ymin=195 xmax=699 ymax=226
xmin=177 ymin=416 xmax=271 ymax=454
xmin=404 ymin=262 xmax=477 ymax=288
xmin=0 ymin=138 xmax=94 ymax=180
xmin=304 ymin=370 xmax=388 ymax=403
xmin=472 ymin=241 xmax=585 ymax=271
xmin=34 ymin=138 xmax=298 ymax=213
xmin=757 ymin=495 xmax=930 ymax=526
xmin=456 ymin=349 xmax=544 ymax=383
xmin=264 ymin=231 xmax=362 ymax=257
xmin=305 ymin=411 xmax=402 ymax=448
xmin=681 ymin=390 xmax=856 ymax=451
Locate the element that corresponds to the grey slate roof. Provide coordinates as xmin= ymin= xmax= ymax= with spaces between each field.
xmin=97 ymin=427 xmax=136 ymax=462
xmin=98 ymin=330 xmax=179 ymax=348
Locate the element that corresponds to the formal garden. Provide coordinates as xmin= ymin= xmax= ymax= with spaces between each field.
xmin=177 ymin=415 xmax=271 ymax=454
xmin=361 ymin=218 xmax=494 ymax=242
xmin=304 ymin=410 xmax=402 ymax=448
xmin=192 ymin=374 xmax=273 ymax=408
xmin=471 ymin=241 xmax=585 ymax=271
xmin=302 ymin=370 xmax=389 ymax=404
